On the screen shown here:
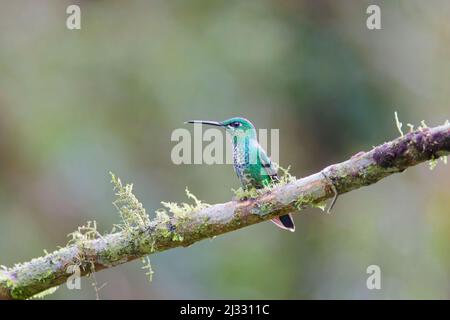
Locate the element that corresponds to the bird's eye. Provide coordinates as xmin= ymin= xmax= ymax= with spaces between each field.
xmin=230 ymin=122 xmax=241 ymax=128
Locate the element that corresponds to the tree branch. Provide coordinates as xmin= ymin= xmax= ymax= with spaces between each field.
xmin=1 ymin=124 xmax=449 ymax=299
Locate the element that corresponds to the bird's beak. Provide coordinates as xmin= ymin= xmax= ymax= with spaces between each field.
xmin=185 ymin=120 xmax=223 ymax=127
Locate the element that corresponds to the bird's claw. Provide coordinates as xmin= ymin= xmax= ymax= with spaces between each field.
xmin=321 ymin=171 xmax=338 ymax=214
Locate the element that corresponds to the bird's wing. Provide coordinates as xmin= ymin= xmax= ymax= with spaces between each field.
xmin=257 ymin=144 xmax=279 ymax=182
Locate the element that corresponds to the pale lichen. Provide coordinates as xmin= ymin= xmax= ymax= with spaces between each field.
xmin=111 ymin=172 xmax=150 ymax=230
xmin=3 ymin=123 xmax=449 ymax=300
xmin=232 ymin=165 xmax=297 ymax=201
xmin=160 ymin=188 xmax=210 ymax=220
xmin=63 ymin=173 xmax=157 ymax=294
xmin=394 ymin=111 xmax=404 ymax=137
xmin=294 ymin=195 xmax=315 ymax=210
xmin=157 ymin=187 xmax=211 ymax=242
xmin=67 ymin=220 xmax=103 ymax=246
xmin=429 ymin=156 xmax=438 ymax=170
xmin=312 ymin=201 xmax=327 ymax=212
xmin=393 ymin=115 xmax=448 ymax=170
xmin=231 ymin=186 xmax=260 ymax=200
xmin=141 ymin=256 xmax=154 ymax=282
xmin=28 ymin=286 xmax=59 ymax=300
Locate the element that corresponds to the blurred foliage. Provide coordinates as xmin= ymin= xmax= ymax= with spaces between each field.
xmin=0 ymin=0 xmax=449 ymax=299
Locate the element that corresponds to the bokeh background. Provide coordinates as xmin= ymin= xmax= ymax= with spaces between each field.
xmin=0 ymin=0 xmax=449 ymax=299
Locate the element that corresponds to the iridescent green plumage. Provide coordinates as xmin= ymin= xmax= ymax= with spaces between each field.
xmin=186 ymin=117 xmax=295 ymax=232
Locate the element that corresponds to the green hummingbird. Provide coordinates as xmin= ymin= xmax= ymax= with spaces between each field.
xmin=186 ymin=117 xmax=295 ymax=232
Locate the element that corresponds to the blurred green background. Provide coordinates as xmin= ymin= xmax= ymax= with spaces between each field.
xmin=0 ymin=0 xmax=449 ymax=299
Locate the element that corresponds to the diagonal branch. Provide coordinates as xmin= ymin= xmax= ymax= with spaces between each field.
xmin=1 ymin=124 xmax=449 ymax=299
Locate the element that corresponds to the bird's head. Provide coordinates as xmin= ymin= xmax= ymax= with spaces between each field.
xmin=185 ymin=117 xmax=256 ymax=137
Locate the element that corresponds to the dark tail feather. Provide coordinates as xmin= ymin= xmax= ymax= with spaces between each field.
xmin=271 ymin=213 xmax=295 ymax=232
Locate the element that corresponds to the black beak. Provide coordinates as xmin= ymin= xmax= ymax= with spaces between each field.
xmin=185 ymin=120 xmax=223 ymax=127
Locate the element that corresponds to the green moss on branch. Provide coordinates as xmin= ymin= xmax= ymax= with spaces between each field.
xmin=0 ymin=123 xmax=449 ymax=300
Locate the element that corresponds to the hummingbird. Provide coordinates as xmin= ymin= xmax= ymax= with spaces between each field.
xmin=186 ymin=117 xmax=295 ymax=232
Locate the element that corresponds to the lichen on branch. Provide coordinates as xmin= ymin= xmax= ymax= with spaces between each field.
xmin=0 ymin=122 xmax=449 ymax=300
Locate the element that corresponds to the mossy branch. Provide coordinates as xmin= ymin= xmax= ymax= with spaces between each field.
xmin=0 ymin=123 xmax=449 ymax=300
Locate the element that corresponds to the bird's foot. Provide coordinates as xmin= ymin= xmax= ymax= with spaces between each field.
xmin=321 ymin=171 xmax=338 ymax=214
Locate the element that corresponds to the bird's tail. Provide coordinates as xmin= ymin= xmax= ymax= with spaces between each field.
xmin=271 ymin=213 xmax=295 ymax=232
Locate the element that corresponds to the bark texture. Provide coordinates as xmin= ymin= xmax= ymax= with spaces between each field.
xmin=0 ymin=124 xmax=449 ymax=299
